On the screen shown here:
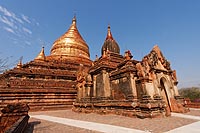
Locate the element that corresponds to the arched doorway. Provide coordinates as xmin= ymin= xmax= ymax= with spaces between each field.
xmin=160 ymin=78 xmax=171 ymax=112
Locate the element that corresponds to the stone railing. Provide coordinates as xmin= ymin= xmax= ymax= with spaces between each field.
xmin=5 ymin=115 xmax=29 ymax=133
xmin=0 ymin=103 xmax=29 ymax=133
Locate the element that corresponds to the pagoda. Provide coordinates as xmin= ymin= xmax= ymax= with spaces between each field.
xmin=0 ymin=16 xmax=92 ymax=110
xmin=0 ymin=16 xmax=188 ymax=118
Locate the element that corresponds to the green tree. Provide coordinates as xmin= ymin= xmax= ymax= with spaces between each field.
xmin=0 ymin=55 xmax=17 ymax=73
xmin=179 ymin=87 xmax=200 ymax=102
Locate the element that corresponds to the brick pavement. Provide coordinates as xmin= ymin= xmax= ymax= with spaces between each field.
xmin=26 ymin=118 xmax=100 ymax=133
xmin=26 ymin=109 xmax=200 ymax=133
xmin=31 ymin=115 xmax=146 ymax=133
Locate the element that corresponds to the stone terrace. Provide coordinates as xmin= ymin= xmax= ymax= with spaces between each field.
xmin=25 ymin=108 xmax=200 ymax=133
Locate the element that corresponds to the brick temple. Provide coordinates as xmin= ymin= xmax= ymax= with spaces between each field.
xmin=0 ymin=16 xmax=92 ymax=110
xmin=0 ymin=16 xmax=188 ymax=118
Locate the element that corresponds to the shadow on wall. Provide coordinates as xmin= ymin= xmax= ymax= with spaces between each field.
xmin=24 ymin=121 xmax=41 ymax=133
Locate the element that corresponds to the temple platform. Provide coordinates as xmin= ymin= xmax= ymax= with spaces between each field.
xmin=26 ymin=108 xmax=200 ymax=133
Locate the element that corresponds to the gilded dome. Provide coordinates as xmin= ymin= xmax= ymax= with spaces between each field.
xmin=101 ymin=25 xmax=120 ymax=55
xmin=50 ymin=16 xmax=90 ymax=59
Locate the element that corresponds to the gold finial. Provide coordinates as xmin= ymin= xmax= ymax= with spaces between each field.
xmin=95 ymin=55 xmax=98 ymax=61
xmin=106 ymin=24 xmax=113 ymax=40
xmin=35 ymin=47 xmax=46 ymax=61
xmin=72 ymin=14 xmax=76 ymax=25
xmin=16 ymin=56 xmax=23 ymax=68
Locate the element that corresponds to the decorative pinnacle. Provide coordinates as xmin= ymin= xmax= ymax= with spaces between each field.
xmin=106 ymin=24 xmax=113 ymax=40
xmin=72 ymin=15 xmax=76 ymax=25
xmin=16 ymin=56 xmax=23 ymax=68
xmin=35 ymin=46 xmax=45 ymax=61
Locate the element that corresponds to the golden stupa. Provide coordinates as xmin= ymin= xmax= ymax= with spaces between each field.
xmin=34 ymin=47 xmax=46 ymax=61
xmin=50 ymin=16 xmax=90 ymax=60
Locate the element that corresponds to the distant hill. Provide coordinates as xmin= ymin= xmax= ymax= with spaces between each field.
xmin=179 ymin=87 xmax=200 ymax=102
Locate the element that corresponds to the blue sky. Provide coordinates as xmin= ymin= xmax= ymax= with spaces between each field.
xmin=0 ymin=0 xmax=200 ymax=88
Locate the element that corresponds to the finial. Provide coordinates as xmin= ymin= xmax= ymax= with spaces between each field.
xmin=72 ymin=14 xmax=76 ymax=24
xmin=95 ymin=55 xmax=98 ymax=61
xmin=106 ymin=24 xmax=113 ymax=40
xmin=16 ymin=56 xmax=23 ymax=68
xmin=108 ymin=23 xmax=110 ymax=29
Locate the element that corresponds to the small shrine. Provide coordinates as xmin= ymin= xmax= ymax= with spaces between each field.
xmin=73 ymin=25 xmax=188 ymax=118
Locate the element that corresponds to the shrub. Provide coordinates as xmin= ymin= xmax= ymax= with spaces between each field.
xmin=179 ymin=87 xmax=200 ymax=102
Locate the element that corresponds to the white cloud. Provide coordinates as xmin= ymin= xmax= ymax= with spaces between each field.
xmin=0 ymin=5 xmax=41 ymax=48
xmin=13 ymin=15 xmax=23 ymax=24
xmin=0 ymin=5 xmax=12 ymax=17
xmin=0 ymin=15 xmax=16 ymax=29
xmin=3 ymin=26 xmax=15 ymax=34
xmin=25 ymin=41 xmax=31 ymax=46
xmin=21 ymin=14 xmax=31 ymax=24
xmin=0 ymin=5 xmax=23 ymax=24
xmin=22 ymin=27 xmax=32 ymax=34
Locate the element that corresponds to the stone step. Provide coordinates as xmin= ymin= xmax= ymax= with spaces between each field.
xmin=0 ymin=93 xmax=76 ymax=96
xmin=1 ymin=99 xmax=75 ymax=103
xmin=0 ymin=94 xmax=76 ymax=99
xmin=0 ymin=88 xmax=77 ymax=93
xmin=29 ymin=104 xmax=73 ymax=111
xmin=0 ymin=100 xmax=75 ymax=111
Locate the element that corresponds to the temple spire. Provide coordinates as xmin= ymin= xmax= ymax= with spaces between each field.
xmin=72 ymin=15 xmax=76 ymax=25
xmin=101 ymin=24 xmax=120 ymax=55
xmin=106 ymin=24 xmax=113 ymax=40
xmin=34 ymin=47 xmax=46 ymax=61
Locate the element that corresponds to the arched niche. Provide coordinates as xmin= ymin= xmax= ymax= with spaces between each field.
xmin=160 ymin=77 xmax=172 ymax=111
